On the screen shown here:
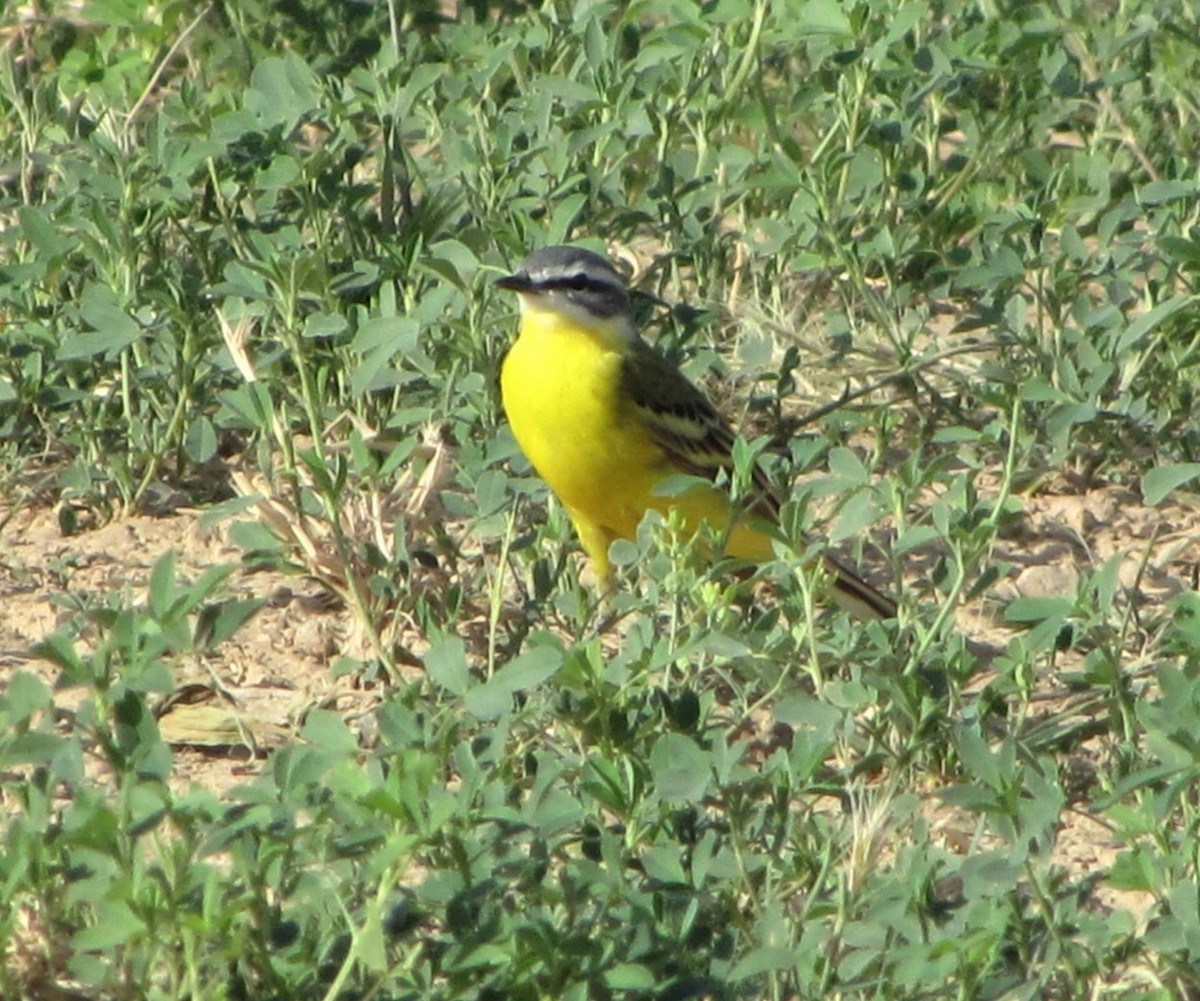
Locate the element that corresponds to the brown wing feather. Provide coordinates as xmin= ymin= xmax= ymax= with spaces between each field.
xmin=620 ymin=339 xmax=780 ymax=516
xmin=618 ymin=337 xmax=896 ymax=620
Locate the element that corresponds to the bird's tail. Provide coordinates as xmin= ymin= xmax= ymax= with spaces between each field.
xmin=821 ymin=552 xmax=897 ymax=621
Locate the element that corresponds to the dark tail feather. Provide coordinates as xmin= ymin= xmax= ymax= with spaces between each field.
xmin=822 ymin=553 xmax=897 ymax=621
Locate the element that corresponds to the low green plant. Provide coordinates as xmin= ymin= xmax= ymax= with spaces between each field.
xmin=4 ymin=0 xmax=1200 ymax=997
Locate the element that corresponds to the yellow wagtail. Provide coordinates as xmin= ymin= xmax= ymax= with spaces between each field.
xmin=495 ymin=245 xmax=896 ymax=620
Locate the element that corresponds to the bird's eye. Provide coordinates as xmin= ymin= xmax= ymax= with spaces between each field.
xmin=564 ymin=274 xmax=591 ymax=291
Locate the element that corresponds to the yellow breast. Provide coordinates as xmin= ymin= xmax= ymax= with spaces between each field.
xmin=500 ymin=306 xmax=665 ymax=536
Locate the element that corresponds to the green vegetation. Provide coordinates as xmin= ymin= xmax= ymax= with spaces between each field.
xmin=3 ymin=0 xmax=1200 ymax=997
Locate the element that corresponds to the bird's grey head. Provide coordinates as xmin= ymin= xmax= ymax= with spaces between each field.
xmin=495 ymin=245 xmax=631 ymax=320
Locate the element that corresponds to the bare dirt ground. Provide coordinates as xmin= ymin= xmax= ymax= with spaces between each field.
xmin=2 ymin=479 xmax=1197 ymax=930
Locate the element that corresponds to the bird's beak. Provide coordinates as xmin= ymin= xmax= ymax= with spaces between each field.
xmin=494 ymin=271 xmax=534 ymax=292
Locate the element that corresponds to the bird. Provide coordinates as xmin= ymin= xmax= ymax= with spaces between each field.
xmin=495 ymin=244 xmax=896 ymax=620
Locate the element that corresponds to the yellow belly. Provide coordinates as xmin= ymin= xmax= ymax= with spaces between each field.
xmin=500 ymin=308 xmax=771 ymax=576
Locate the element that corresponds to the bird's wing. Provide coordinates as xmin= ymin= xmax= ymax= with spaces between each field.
xmin=619 ymin=339 xmax=897 ymax=620
xmin=619 ymin=339 xmax=780 ymax=518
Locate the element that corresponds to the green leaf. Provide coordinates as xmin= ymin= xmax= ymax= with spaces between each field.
xmin=229 ymin=519 xmax=287 ymax=554
xmin=147 ymin=550 xmax=178 ymax=620
xmin=829 ymin=489 xmax=878 ymax=544
xmin=302 ymin=312 xmax=348 ymax=339
xmin=731 ymin=945 xmax=798 ymax=980
xmin=648 ymin=733 xmax=710 ymax=802
xmin=4 ymin=671 xmax=52 ymax=722
xmin=1137 ymin=179 xmax=1197 ymax=205
xmin=60 ymin=285 xmax=140 ymax=360
xmin=31 ymin=632 xmax=86 ymax=678
xmin=797 ymin=0 xmax=853 ymax=36
xmin=464 ymin=645 xmax=563 ymax=719
xmin=1158 ymin=235 xmax=1200 ymax=268
xmin=474 ymin=469 xmax=511 ymax=519
xmin=19 ymin=205 xmax=70 ymax=260
xmin=185 ymin=416 xmax=218 ymax=464
xmin=301 ymin=709 xmax=359 ymax=753
xmin=1142 ymin=463 xmax=1200 ymax=506
xmin=604 ymin=963 xmax=656 ymax=990
xmin=218 ymin=383 xmax=276 ymax=431
xmin=422 ymin=239 xmax=480 ymax=288
xmin=1005 ymin=596 xmax=1073 ymax=624
xmin=247 ymin=52 xmax=322 ymax=130
xmin=195 ymin=598 xmax=266 ymax=649
xmin=424 ymin=636 xmax=471 ymax=696
xmin=350 ymin=317 xmax=422 ymax=397
xmin=953 ymin=726 xmax=1002 ymax=791
xmin=358 ymin=908 xmax=388 ymax=973
xmin=547 ymin=193 xmax=588 ymax=243
xmin=1107 ymin=847 xmax=1155 ymax=893
xmin=72 ymin=901 xmax=147 ymax=951
xmin=3 ymin=731 xmax=66 ymax=766
xmin=640 ymin=845 xmax=688 ymax=885
xmin=652 ymin=473 xmax=710 ymax=498
xmin=1114 ymin=294 xmax=1191 ymax=355
xmin=825 ymin=447 xmax=869 ymax=487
